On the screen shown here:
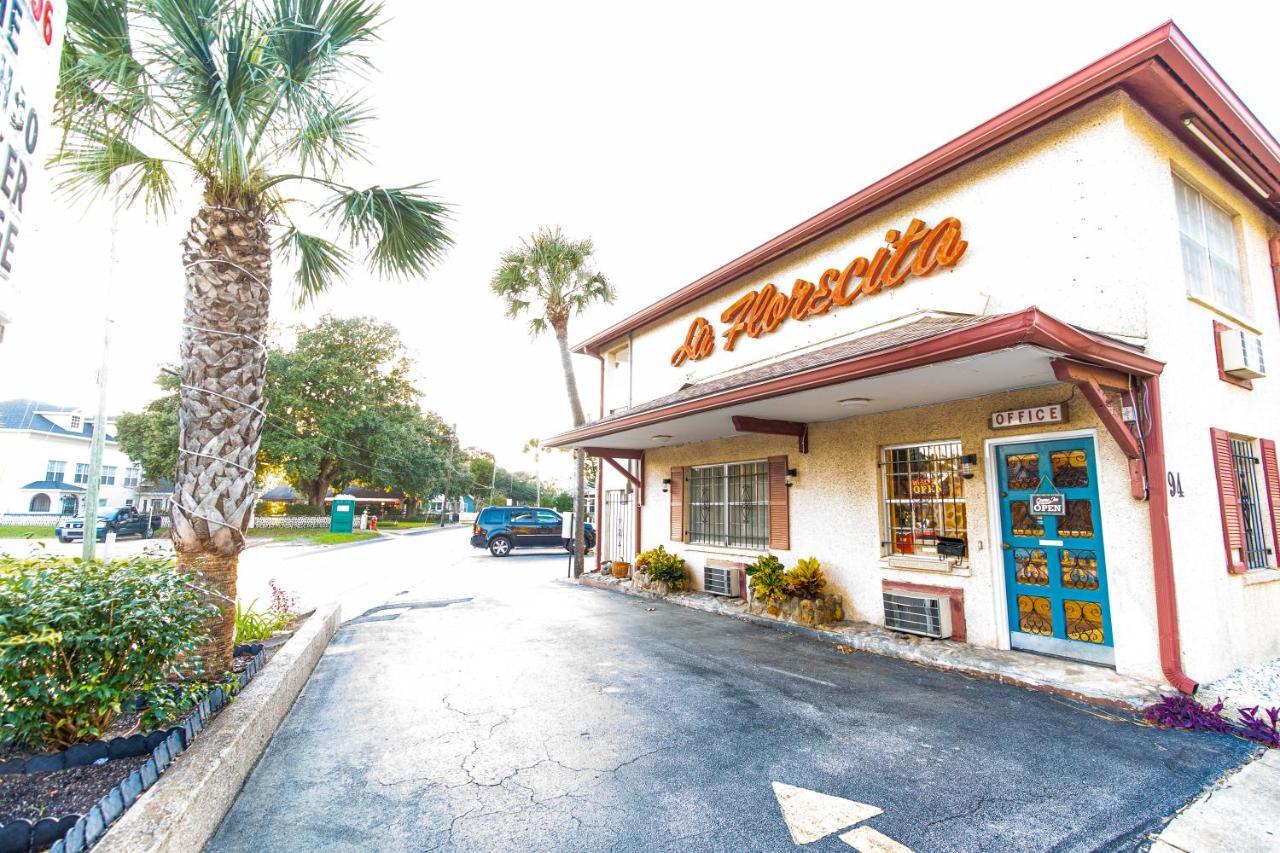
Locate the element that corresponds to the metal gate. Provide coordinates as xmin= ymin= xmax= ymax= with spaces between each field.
xmin=602 ymin=488 xmax=635 ymax=564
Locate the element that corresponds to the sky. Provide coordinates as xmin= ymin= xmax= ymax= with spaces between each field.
xmin=1 ymin=1 xmax=1278 ymax=490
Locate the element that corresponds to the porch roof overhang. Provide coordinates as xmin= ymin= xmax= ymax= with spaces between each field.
xmin=545 ymin=308 xmax=1163 ymax=451
xmin=20 ymin=480 xmax=85 ymax=492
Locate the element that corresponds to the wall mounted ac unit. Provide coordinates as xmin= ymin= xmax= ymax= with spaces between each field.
xmin=1220 ymin=328 xmax=1267 ymax=379
xmin=882 ymin=591 xmax=952 ymax=639
xmin=704 ymin=564 xmax=742 ymax=597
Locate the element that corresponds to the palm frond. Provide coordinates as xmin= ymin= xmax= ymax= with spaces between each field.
xmin=287 ymin=97 xmax=371 ymax=176
xmin=276 ymin=227 xmax=352 ymax=306
xmin=323 ymin=183 xmax=452 ymax=279
xmin=54 ymin=134 xmax=176 ymax=215
xmin=264 ymin=0 xmax=381 ymax=85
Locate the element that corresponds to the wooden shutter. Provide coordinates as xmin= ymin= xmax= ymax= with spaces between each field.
xmin=1210 ymin=428 xmax=1248 ymax=574
xmin=767 ymin=455 xmax=790 ymax=550
xmin=1261 ymin=439 xmax=1280 ymax=566
xmin=669 ymin=467 xmax=684 ymax=542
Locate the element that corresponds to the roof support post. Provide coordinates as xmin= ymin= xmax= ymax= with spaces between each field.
xmin=730 ymin=416 xmax=809 ymax=453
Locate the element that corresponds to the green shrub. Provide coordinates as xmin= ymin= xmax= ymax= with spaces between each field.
xmin=235 ymin=579 xmax=298 ymax=643
xmin=636 ymin=545 xmax=687 ymax=589
xmin=784 ymin=556 xmax=826 ymax=599
xmin=746 ymin=554 xmax=787 ymax=607
xmin=0 ymin=554 xmax=214 ymax=749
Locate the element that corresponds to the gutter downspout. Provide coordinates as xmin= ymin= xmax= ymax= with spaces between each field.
xmin=1143 ymin=375 xmax=1197 ymax=694
xmin=1270 ymin=235 xmax=1280 ymax=330
xmin=594 ymin=353 xmax=605 ymax=575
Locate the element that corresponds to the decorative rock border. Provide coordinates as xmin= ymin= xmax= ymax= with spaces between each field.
xmin=0 ymin=645 xmax=267 ymax=853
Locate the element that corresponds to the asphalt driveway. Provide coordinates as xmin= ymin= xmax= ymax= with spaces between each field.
xmin=208 ymin=531 xmax=1254 ymax=852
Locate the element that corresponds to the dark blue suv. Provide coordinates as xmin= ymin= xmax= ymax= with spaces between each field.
xmin=471 ymin=506 xmax=595 ymax=557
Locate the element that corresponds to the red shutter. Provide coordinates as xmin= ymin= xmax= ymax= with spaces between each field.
xmin=669 ymin=467 xmax=684 ymax=542
xmin=1210 ymin=428 xmax=1248 ymax=574
xmin=1261 ymin=439 xmax=1280 ymax=567
xmin=767 ymin=455 xmax=789 ymax=550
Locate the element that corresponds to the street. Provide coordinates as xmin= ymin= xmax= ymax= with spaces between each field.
xmin=208 ymin=528 xmax=1253 ymax=852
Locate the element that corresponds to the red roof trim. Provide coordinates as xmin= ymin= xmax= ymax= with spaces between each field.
xmin=575 ymin=22 xmax=1280 ymax=356
xmin=547 ymin=308 xmax=1163 ymax=448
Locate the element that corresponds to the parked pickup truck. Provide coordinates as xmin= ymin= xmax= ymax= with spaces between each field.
xmin=56 ymin=506 xmax=161 ymax=543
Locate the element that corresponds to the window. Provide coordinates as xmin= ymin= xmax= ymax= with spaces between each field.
xmin=45 ymin=460 xmax=66 ymax=482
xmin=100 ymin=466 xmax=117 ymax=486
xmin=74 ymin=463 xmax=90 ymax=484
xmin=1174 ymin=177 xmax=1245 ymax=315
xmin=1230 ymin=438 xmax=1271 ymax=570
xmin=29 ymin=493 xmax=50 ymax=512
xmin=70 ymin=414 xmax=81 ymax=430
xmin=535 ymin=510 xmax=561 ymax=524
xmin=124 ymin=466 xmax=140 ymax=488
xmin=687 ymin=460 xmax=769 ymax=549
xmin=881 ymin=441 xmax=968 ymax=557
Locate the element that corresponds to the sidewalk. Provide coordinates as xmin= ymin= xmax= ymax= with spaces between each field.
xmin=1153 ymin=748 xmax=1279 ymax=851
xmin=575 ymin=573 xmax=1162 ymax=709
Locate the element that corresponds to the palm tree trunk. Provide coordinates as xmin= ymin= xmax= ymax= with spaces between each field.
xmin=171 ymin=204 xmax=271 ymax=678
xmin=552 ymin=321 xmax=587 ymax=428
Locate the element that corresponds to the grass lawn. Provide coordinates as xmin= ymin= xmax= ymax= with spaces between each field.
xmin=246 ymin=528 xmax=380 ymax=545
xmin=0 ymin=525 xmax=55 ymax=539
xmin=383 ymin=519 xmax=431 ymax=528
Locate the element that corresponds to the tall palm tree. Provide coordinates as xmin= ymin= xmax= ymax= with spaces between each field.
xmin=491 ymin=228 xmax=614 ymax=429
xmin=55 ymin=0 xmax=452 ymax=675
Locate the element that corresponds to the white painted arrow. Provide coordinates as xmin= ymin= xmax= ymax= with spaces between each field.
xmin=772 ymin=781 xmax=883 ymax=845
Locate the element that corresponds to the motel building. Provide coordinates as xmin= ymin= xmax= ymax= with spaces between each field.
xmin=546 ymin=23 xmax=1280 ymax=695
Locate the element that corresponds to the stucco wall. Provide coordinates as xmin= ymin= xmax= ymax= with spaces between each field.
xmin=0 ymin=430 xmax=139 ymax=513
xmin=1113 ymin=104 xmax=1280 ymax=682
xmin=639 ymin=384 xmax=1164 ymax=684
xmin=616 ymin=91 xmax=1154 ymax=408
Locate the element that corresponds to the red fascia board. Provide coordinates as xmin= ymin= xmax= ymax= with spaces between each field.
xmin=574 ymin=22 xmax=1280 ymax=357
xmin=546 ymin=308 xmax=1164 ymax=448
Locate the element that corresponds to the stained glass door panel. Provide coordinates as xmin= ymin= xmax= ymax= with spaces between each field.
xmin=996 ymin=438 xmax=1113 ymax=665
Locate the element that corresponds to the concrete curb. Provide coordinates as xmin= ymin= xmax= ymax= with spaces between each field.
xmin=1152 ymin=748 xmax=1279 ymax=851
xmin=92 ymin=603 xmax=342 ymax=853
xmin=570 ymin=575 xmax=1159 ymax=710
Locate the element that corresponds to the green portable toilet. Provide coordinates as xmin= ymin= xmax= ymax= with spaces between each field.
xmin=330 ymin=494 xmax=356 ymax=533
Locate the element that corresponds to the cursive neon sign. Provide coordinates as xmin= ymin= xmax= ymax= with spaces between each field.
xmin=671 ymin=217 xmax=968 ymax=366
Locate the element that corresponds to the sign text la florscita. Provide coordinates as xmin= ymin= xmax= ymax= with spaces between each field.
xmin=669 ymin=216 xmax=968 ymax=367
xmin=0 ymin=0 xmax=65 ymax=281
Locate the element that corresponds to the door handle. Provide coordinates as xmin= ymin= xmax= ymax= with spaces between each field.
xmin=1002 ymin=543 xmax=1011 ymax=551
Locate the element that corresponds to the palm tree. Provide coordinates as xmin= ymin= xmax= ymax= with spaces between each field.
xmin=55 ymin=1 xmax=452 ymax=675
xmin=491 ymin=228 xmax=614 ymax=428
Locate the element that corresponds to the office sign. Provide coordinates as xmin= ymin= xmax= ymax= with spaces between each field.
xmin=990 ymin=403 xmax=1066 ymax=429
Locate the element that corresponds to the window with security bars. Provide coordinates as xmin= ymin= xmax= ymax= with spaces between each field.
xmin=1174 ymin=177 xmax=1245 ymax=315
xmin=687 ymin=460 xmax=769 ymax=549
xmin=1231 ymin=438 xmax=1272 ymax=570
xmin=881 ymin=441 xmax=968 ymax=557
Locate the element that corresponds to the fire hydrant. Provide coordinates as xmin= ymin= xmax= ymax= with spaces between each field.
xmin=369 ymin=515 xmax=378 ymax=531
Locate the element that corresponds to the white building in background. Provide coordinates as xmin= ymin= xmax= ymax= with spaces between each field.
xmin=0 ymin=399 xmax=149 ymax=518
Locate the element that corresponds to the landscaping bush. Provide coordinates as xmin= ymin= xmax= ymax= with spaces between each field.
xmin=1143 ymin=694 xmax=1280 ymax=748
xmin=784 ymin=557 xmax=826 ymax=599
xmin=235 ymin=579 xmax=299 ymax=644
xmin=745 ymin=554 xmax=787 ymax=607
xmin=283 ymin=503 xmax=328 ymax=517
xmin=635 ymin=545 xmax=687 ymax=589
xmin=0 ymin=554 xmax=214 ymax=749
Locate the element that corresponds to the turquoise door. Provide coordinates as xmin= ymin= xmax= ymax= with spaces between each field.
xmin=996 ymin=437 xmax=1114 ymax=665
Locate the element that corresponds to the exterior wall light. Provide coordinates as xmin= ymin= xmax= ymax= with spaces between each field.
xmin=959 ymin=453 xmax=979 ymax=479
xmin=785 ymin=467 xmax=798 ymax=487
xmin=661 ymin=478 xmax=672 ymax=493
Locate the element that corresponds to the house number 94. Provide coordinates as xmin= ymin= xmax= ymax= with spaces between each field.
xmin=1167 ymin=471 xmax=1185 ymax=497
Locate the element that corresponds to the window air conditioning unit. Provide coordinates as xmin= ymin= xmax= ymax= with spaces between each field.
xmin=1220 ymin=328 xmax=1266 ymax=380
xmin=882 ymin=591 xmax=952 ymax=639
xmin=703 ymin=564 xmax=742 ymax=597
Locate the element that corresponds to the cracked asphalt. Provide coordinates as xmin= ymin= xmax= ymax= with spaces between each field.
xmin=207 ymin=528 xmax=1254 ymax=852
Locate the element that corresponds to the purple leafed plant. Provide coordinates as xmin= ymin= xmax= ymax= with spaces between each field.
xmin=1143 ymin=694 xmax=1280 ymax=747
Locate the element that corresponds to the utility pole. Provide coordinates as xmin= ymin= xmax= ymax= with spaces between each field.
xmin=488 ymin=453 xmax=497 ymax=506
xmin=438 ymin=423 xmax=457 ymax=527
xmin=83 ymin=193 xmax=119 ymax=561
xmin=572 ymin=448 xmax=586 ymax=577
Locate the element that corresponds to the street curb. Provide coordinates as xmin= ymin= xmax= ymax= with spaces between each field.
xmin=91 ymin=603 xmax=342 ymax=853
xmin=569 ymin=575 xmax=1155 ymax=711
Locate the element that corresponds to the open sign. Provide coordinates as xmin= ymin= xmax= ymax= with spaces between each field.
xmin=1029 ymin=493 xmax=1066 ymax=516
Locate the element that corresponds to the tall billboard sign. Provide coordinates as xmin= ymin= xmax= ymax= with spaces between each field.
xmin=0 ymin=0 xmax=66 ymax=339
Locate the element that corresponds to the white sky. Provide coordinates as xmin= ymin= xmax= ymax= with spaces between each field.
xmin=2 ymin=1 xmax=1278 ymax=490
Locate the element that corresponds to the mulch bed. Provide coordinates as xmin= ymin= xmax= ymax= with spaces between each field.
xmin=0 ymin=757 xmax=149 ymax=826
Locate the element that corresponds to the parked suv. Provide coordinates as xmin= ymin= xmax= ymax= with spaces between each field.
xmin=56 ymin=506 xmax=160 ymax=543
xmin=470 ymin=506 xmax=595 ymax=557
